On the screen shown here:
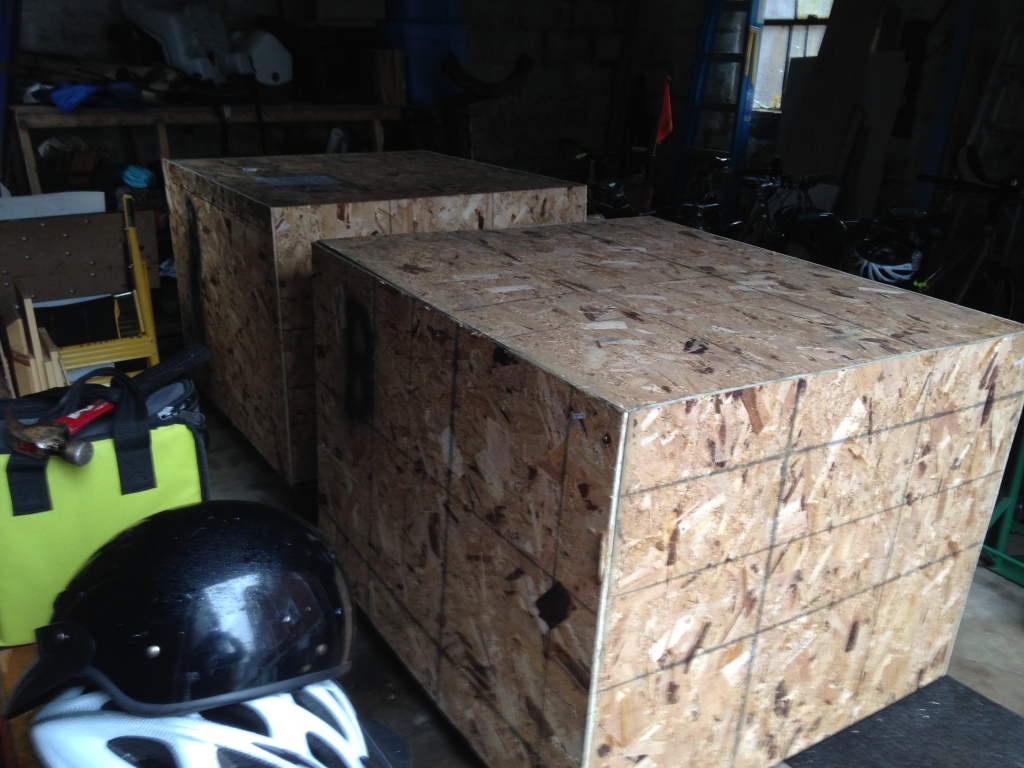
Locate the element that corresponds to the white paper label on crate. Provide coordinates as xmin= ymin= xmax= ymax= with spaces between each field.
xmin=584 ymin=320 xmax=628 ymax=330
xmin=487 ymin=285 xmax=535 ymax=294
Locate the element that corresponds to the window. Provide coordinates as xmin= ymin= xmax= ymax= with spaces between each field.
xmin=753 ymin=0 xmax=834 ymax=110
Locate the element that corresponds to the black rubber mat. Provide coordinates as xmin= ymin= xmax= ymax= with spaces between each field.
xmin=786 ymin=676 xmax=1024 ymax=768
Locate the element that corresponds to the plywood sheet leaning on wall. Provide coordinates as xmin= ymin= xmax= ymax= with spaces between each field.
xmin=313 ymin=216 xmax=1024 ymax=768
xmin=164 ymin=151 xmax=586 ymax=485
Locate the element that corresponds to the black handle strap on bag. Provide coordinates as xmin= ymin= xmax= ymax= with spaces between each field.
xmin=7 ymin=368 xmax=155 ymax=515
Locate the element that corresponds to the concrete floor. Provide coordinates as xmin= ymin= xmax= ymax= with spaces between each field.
xmin=204 ymin=405 xmax=1024 ymax=767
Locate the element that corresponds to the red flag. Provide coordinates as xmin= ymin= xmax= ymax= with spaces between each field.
xmin=656 ymin=75 xmax=673 ymax=144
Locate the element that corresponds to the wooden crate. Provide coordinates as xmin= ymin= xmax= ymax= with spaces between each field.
xmin=163 ymin=151 xmax=586 ymax=484
xmin=313 ymin=216 xmax=1024 ymax=768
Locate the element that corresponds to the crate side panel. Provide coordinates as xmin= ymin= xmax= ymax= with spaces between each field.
xmin=789 ymin=354 xmax=935 ymax=451
xmin=326 ymin=200 xmax=391 ymax=239
xmin=165 ymin=180 xmax=192 ymax=335
xmin=492 ymin=185 xmax=587 ymax=229
xmin=368 ymin=436 xmax=447 ymax=641
xmin=284 ymin=383 xmax=315 ymax=485
xmin=620 ymin=380 xmax=798 ymax=494
xmin=733 ymin=589 xmax=880 ymax=768
xmin=439 ymin=506 xmax=552 ymax=760
xmin=407 ymin=303 xmax=459 ymax=484
xmin=370 ymin=285 xmax=459 ymax=489
xmin=907 ymin=390 xmax=1024 ymax=501
xmin=613 ymin=460 xmax=781 ymax=594
xmin=559 ymin=393 xmax=624 ymax=612
xmin=437 ymin=657 xmax=533 ymax=768
xmin=888 ymin=474 xmax=1002 ymax=580
xmin=273 ymin=205 xmax=328 ymax=333
xmin=312 ymin=248 xmax=377 ymax=425
xmin=589 ymin=638 xmax=754 ymax=768
xmin=167 ymin=187 xmax=287 ymax=476
xmin=316 ymin=382 xmax=373 ymax=547
xmin=315 ymin=251 xmax=377 ymax=595
xmin=390 ymin=193 xmax=493 ymax=234
xmin=855 ymin=547 xmax=980 ymax=719
xmin=317 ymin=480 xmax=370 ymax=608
xmin=372 ymin=281 xmax=414 ymax=454
xmin=540 ymin=625 xmax=593 ymax=768
xmin=602 ymin=553 xmax=765 ymax=691
xmin=778 ymin=423 xmax=921 ymax=545
xmin=758 ymin=510 xmax=898 ymax=629
xmin=925 ymin=334 xmax=1024 ymax=413
xmin=450 ymin=330 xmax=572 ymax=574
xmin=364 ymin=571 xmax=441 ymax=696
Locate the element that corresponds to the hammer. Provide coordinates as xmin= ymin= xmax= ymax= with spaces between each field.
xmin=5 ymin=345 xmax=210 ymax=465
xmin=5 ymin=408 xmax=94 ymax=465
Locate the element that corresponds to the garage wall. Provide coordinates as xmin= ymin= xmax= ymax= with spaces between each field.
xmin=461 ymin=0 xmax=702 ymax=180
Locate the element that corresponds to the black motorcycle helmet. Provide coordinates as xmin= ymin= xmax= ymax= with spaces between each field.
xmin=4 ymin=501 xmax=354 ymax=719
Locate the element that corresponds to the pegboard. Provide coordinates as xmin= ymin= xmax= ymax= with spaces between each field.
xmin=0 ymin=211 xmax=159 ymax=302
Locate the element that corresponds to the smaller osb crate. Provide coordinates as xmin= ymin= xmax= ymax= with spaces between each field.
xmin=164 ymin=151 xmax=585 ymax=484
xmin=313 ymin=216 xmax=1024 ymax=768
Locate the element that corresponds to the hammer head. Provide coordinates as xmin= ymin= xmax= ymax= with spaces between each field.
xmin=5 ymin=406 xmax=70 ymax=457
xmin=5 ymin=407 xmax=95 ymax=466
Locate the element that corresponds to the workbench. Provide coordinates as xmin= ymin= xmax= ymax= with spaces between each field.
xmin=12 ymin=102 xmax=404 ymax=194
xmin=312 ymin=216 xmax=1024 ymax=768
xmin=164 ymin=151 xmax=586 ymax=485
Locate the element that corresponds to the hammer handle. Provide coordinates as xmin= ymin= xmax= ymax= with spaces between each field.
xmin=58 ymin=345 xmax=211 ymax=437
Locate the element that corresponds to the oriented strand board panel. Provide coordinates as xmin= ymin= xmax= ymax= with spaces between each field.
xmin=313 ymin=216 xmax=1024 ymax=768
xmin=164 ymin=151 xmax=586 ymax=484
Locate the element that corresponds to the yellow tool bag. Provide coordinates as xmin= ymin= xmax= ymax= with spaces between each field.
xmin=0 ymin=350 xmax=210 ymax=647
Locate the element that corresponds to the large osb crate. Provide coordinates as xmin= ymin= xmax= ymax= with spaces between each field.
xmin=163 ymin=151 xmax=585 ymax=484
xmin=313 ymin=216 xmax=1024 ymax=768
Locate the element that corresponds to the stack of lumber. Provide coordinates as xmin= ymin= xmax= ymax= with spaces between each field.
xmin=0 ymin=284 xmax=70 ymax=397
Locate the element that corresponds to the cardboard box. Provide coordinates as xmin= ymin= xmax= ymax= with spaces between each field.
xmin=164 ymin=151 xmax=586 ymax=484
xmin=313 ymin=216 xmax=1024 ymax=768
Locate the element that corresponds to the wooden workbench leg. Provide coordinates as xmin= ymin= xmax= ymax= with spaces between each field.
xmin=374 ymin=119 xmax=384 ymax=152
xmin=17 ymin=126 xmax=42 ymax=195
xmin=156 ymin=124 xmax=170 ymax=158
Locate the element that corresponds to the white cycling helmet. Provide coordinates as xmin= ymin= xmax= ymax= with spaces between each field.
xmin=30 ymin=679 xmax=368 ymax=768
xmin=847 ymin=240 xmax=923 ymax=286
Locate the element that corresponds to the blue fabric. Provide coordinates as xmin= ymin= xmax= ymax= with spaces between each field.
xmin=123 ymin=164 xmax=155 ymax=189
xmin=48 ymin=82 xmax=145 ymax=114
xmin=49 ymin=83 xmax=101 ymax=113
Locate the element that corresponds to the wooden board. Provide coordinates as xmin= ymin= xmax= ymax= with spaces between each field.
xmin=38 ymin=328 xmax=67 ymax=387
xmin=0 ymin=291 xmax=40 ymax=396
xmin=0 ymin=211 xmax=159 ymax=301
xmin=313 ymin=216 xmax=1024 ymax=768
xmin=164 ymin=150 xmax=587 ymax=484
xmin=15 ymin=285 xmax=46 ymax=393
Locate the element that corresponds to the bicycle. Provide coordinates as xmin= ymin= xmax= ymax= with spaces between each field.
xmin=668 ymin=148 xmax=735 ymax=233
xmin=724 ymin=160 xmax=848 ymax=270
xmin=557 ymin=136 xmax=656 ymax=220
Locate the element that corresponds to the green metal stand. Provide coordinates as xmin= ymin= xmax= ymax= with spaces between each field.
xmin=983 ymin=422 xmax=1024 ymax=587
